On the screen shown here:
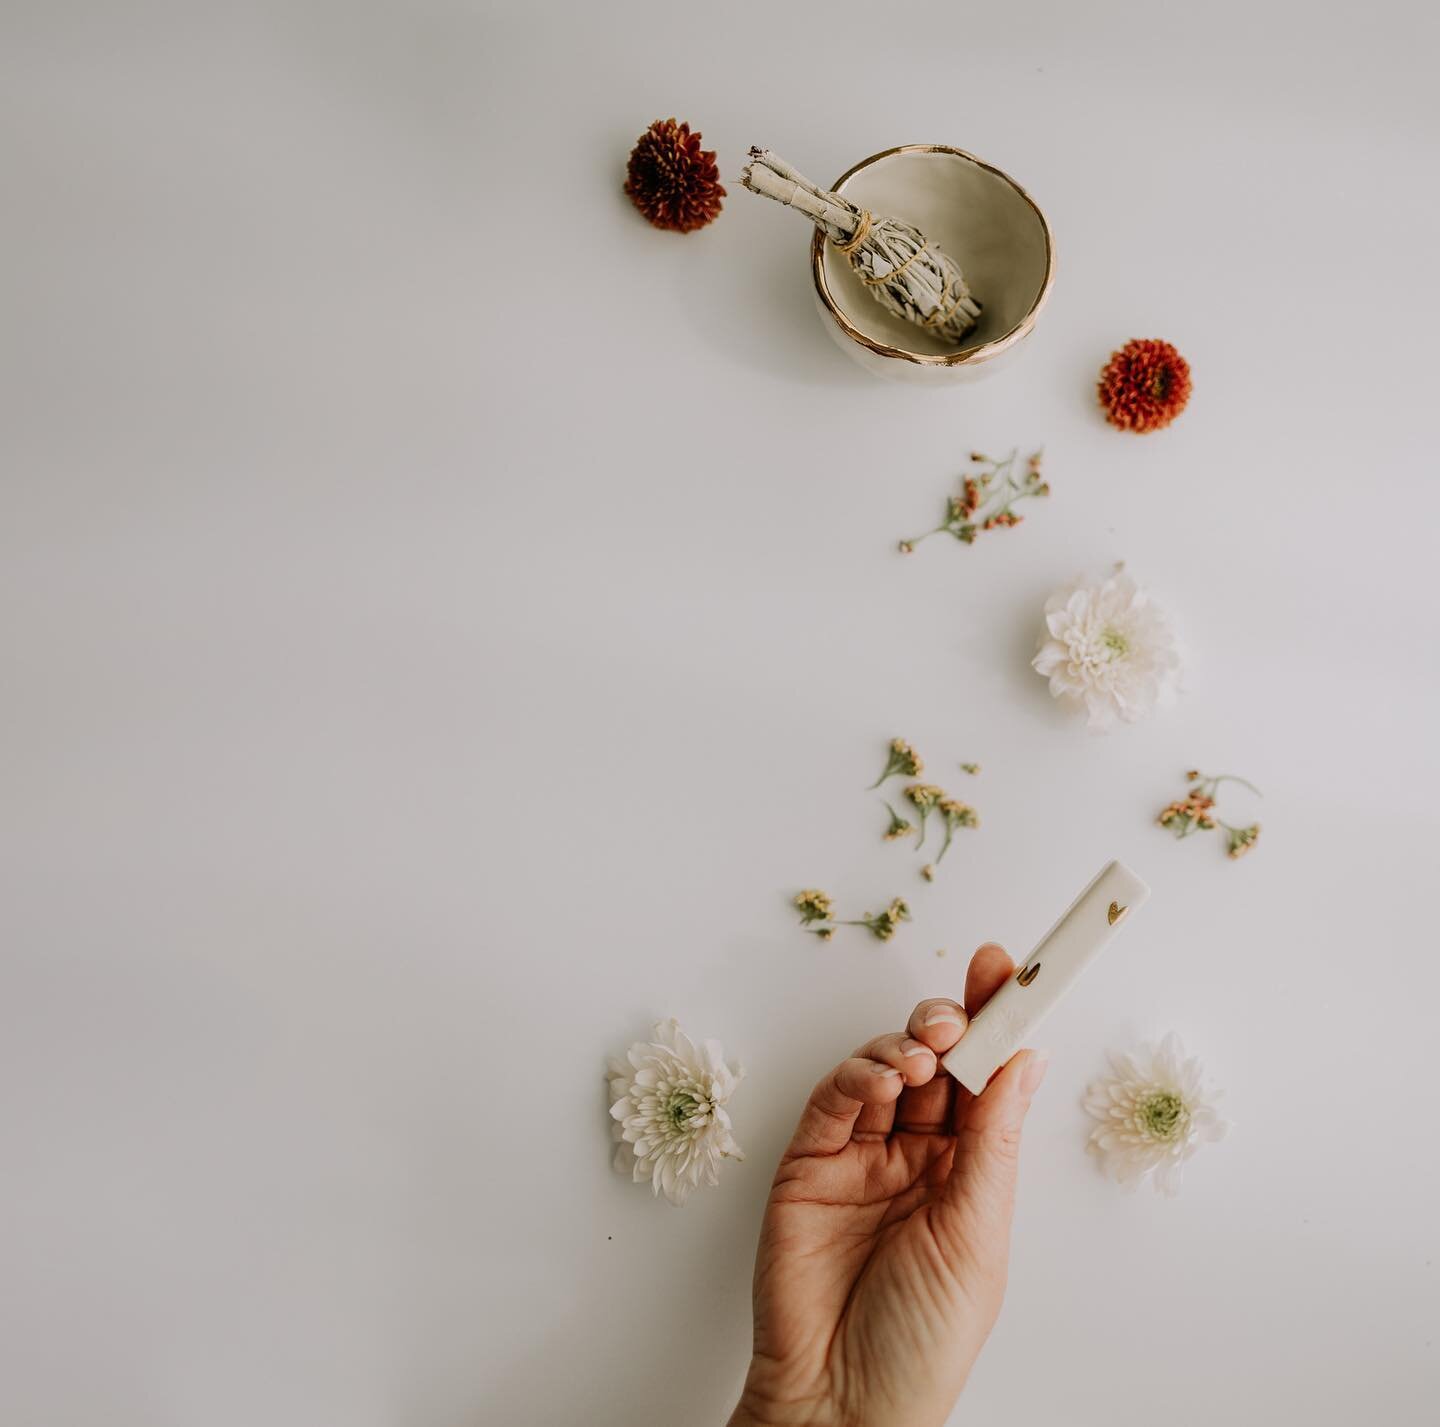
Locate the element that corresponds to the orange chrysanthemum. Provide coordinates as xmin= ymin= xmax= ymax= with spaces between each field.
xmin=624 ymin=118 xmax=725 ymax=234
xmin=1098 ymin=339 xmax=1192 ymax=433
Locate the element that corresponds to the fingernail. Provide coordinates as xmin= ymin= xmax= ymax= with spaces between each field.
xmin=924 ymin=1006 xmax=965 ymax=1027
xmin=1020 ymin=1050 xmax=1049 ymax=1095
xmin=901 ymin=1039 xmax=933 ymax=1058
xmin=873 ymin=1064 xmax=902 ymax=1077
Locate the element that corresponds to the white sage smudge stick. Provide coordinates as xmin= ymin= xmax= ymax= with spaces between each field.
xmin=740 ymin=147 xmax=981 ymax=344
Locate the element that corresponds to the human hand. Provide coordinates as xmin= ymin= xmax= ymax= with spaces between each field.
xmin=729 ymin=943 xmax=1048 ymax=1427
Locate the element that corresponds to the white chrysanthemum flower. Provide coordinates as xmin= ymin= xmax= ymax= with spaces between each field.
xmin=1032 ymin=566 xmax=1182 ymax=730
xmin=607 ymin=1019 xmax=743 ymax=1207
xmin=1084 ymin=1033 xmax=1230 ymax=1196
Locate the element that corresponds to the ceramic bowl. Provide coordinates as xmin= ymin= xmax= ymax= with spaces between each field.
xmin=810 ymin=145 xmax=1054 ymax=383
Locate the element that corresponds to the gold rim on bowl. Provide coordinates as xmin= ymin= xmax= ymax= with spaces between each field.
xmin=809 ymin=144 xmax=1056 ymax=368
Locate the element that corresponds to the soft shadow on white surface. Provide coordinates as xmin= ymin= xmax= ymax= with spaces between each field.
xmin=676 ymin=226 xmax=875 ymax=388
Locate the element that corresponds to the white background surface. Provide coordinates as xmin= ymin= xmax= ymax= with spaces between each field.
xmin=3 ymin=2 xmax=1438 ymax=1423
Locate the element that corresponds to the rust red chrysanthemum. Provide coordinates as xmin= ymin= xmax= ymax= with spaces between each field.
xmin=624 ymin=118 xmax=725 ymax=233
xmin=1098 ymin=338 xmax=1193 ymax=433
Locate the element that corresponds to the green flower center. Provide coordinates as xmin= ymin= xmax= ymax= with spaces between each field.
xmin=1101 ymin=629 xmax=1129 ymax=657
xmin=665 ymin=1089 xmax=703 ymax=1131
xmin=1138 ymin=1090 xmax=1186 ymax=1140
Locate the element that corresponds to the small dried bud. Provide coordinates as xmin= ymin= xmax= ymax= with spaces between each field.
xmin=882 ymin=802 xmax=914 ymax=841
xmin=1158 ymin=793 xmax=1216 ymax=838
xmin=921 ymin=864 xmax=936 ymax=882
xmin=1226 ymin=824 xmax=1261 ymax=859
xmin=904 ymin=784 xmax=943 ymax=812
xmin=794 ymin=889 xmax=834 ymax=925
xmin=898 ymin=540 xmax=914 ymax=554
xmin=891 ymin=739 xmax=921 ymax=773
xmin=870 ymin=738 xmax=924 ymax=788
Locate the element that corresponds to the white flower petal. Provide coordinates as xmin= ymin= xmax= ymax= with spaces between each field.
xmin=1154 ymin=1159 xmax=1185 ymax=1196
xmin=1032 ymin=644 xmax=1066 ymax=675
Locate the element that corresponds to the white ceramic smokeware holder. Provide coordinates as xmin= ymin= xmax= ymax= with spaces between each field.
xmin=809 ymin=144 xmax=1054 ymax=385
xmin=942 ymin=860 xmax=1150 ymax=1095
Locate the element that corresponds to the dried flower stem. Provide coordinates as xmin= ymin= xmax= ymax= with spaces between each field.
xmin=869 ymin=737 xmax=923 ymax=788
xmin=934 ymin=798 xmax=979 ymax=863
xmin=1159 ymin=770 xmax=1262 ymax=859
xmin=795 ymin=889 xmax=912 ymax=942
xmin=1191 ymin=772 xmax=1263 ymax=799
xmin=900 ymin=448 xmax=1049 ymax=552
xmin=902 ymin=784 xmax=945 ymax=848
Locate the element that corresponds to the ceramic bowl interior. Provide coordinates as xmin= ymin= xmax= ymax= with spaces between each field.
xmin=811 ymin=146 xmax=1053 ymax=367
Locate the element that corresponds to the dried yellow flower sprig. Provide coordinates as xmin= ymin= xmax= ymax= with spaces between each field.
xmin=935 ymin=797 xmax=979 ymax=863
xmin=899 ymin=448 xmax=1050 ymax=553
xmin=901 ymin=784 xmax=945 ymax=846
xmin=793 ymin=890 xmax=912 ymax=942
xmin=1158 ymin=770 xmax=1262 ymax=860
xmin=899 ymin=784 xmax=980 ymax=875
xmin=1224 ymin=825 xmax=1260 ymax=859
xmin=794 ymin=889 xmax=835 ymax=925
xmin=792 ymin=739 xmax=982 ymax=948
xmin=869 ymin=737 xmax=923 ymax=788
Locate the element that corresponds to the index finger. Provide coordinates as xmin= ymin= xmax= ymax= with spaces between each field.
xmin=964 ymin=941 xmax=1015 ymax=1013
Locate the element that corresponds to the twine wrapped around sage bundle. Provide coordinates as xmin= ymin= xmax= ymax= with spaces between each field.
xmin=740 ymin=147 xmax=981 ymax=344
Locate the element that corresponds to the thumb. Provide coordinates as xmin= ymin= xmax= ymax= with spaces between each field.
xmin=939 ymin=1049 xmax=1049 ymax=1232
